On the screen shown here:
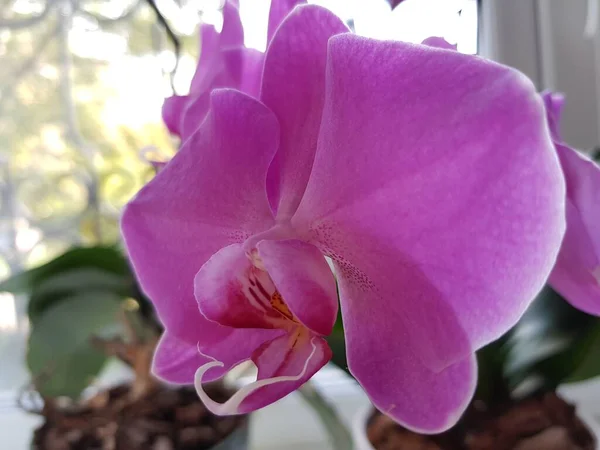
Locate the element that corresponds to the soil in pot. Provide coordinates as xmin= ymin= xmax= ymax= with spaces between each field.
xmin=367 ymin=392 xmax=595 ymax=450
xmin=31 ymin=383 xmax=246 ymax=450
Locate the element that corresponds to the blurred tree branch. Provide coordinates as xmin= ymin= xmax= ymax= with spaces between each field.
xmin=0 ymin=22 xmax=59 ymax=115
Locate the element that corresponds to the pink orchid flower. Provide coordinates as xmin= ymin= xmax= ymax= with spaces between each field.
xmin=162 ymin=0 xmax=304 ymax=142
xmin=542 ymin=92 xmax=600 ymax=316
xmin=122 ymin=6 xmax=565 ymax=433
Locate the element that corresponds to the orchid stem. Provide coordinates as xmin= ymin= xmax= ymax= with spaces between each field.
xmin=298 ymin=381 xmax=354 ymax=450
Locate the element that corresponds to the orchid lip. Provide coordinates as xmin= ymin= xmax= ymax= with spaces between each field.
xmin=194 ymin=335 xmax=319 ymax=416
xmin=238 ymin=250 xmax=303 ymax=330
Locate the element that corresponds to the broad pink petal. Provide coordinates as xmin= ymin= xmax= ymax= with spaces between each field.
xmin=339 ymin=266 xmax=477 ymax=433
xmin=332 ymin=234 xmax=475 ymax=372
xmin=180 ymin=48 xmax=264 ymax=141
xmin=190 ymin=25 xmax=222 ymax=93
xmin=121 ymin=90 xmax=278 ymax=342
xmin=162 ymin=95 xmax=188 ymax=136
xmin=422 ymin=36 xmax=457 ymax=50
xmin=180 ymin=92 xmax=211 ymax=143
xmin=543 ymin=94 xmax=600 ymax=315
xmin=257 ymin=239 xmax=338 ymax=335
xmin=190 ymin=1 xmax=243 ymax=93
xmin=195 ymin=243 xmax=281 ymax=329
xmin=238 ymin=48 xmax=264 ymax=98
xmin=295 ymin=35 xmax=565 ymax=360
xmin=222 ymin=47 xmax=264 ymax=98
xmin=153 ymin=331 xmax=209 ymax=384
xmin=267 ymin=0 xmax=305 ymax=43
xmin=261 ymin=5 xmax=348 ymax=218
xmin=195 ymin=333 xmax=331 ymax=415
xmin=220 ymin=0 xmax=244 ymax=48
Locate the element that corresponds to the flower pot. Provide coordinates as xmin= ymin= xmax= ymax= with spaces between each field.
xmin=353 ymin=394 xmax=600 ymax=450
xmin=30 ymin=384 xmax=250 ymax=450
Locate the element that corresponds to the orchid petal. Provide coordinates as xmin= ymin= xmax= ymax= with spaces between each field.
xmin=295 ymin=34 xmax=565 ymax=364
xmin=191 ymin=25 xmax=222 ymax=93
xmin=162 ymin=95 xmax=188 ymax=136
xmin=543 ymin=93 xmax=600 ymax=315
xmin=542 ymin=91 xmax=565 ymax=142
xmin=238 ymin=48 xmax=264 ymax=98
xmin=121 ymin=90 xmax=278 ymax=342
xmin=222 ymin=47 xmax=265 ymax=98
xmin=257 ymin=239 xmax=338 ymax=335
xmin=180 ymin=48 xmax=264 ymax=141
xmin=195 ymin=334 xmax=330 ymax=415
xmin=190 ymin=2 xmax=242 ymax=94
xmin=267 ymin=0 xmax=305 ymax=43
xmin=339 ymin=270 xmax=477 ymax=433
xmin=180 ymin=92 xmax=211 ymax=143
xmin=153 ymin=331 xmax=209 ymax=384
xmin=422 ymin=36 xmax=457 ymax=50
xmin=261 ymin=5 xmax=348 ymax=217
xmin=220 ymin=0 xmax=244 ymax=48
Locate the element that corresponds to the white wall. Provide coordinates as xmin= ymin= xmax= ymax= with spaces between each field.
xmin=480 ymin=0 xmax=600 ymax=152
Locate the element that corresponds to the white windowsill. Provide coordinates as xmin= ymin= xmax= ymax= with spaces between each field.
xmin=2 ymin=365 xmax=600 ymax=450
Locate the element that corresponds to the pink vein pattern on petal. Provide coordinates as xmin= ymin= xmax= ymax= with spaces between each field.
xmin=195 ymin=243 xmax=281 ymax=330
xmin=121 ymin=90 xmax=278 ymax=343
xmin=257 ymin=239 xmax=338 ymax=335
xmin=338 ymin=253 xmax=477 ymax=432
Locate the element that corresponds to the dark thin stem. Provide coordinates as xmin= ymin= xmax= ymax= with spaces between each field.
xmin=145 ymin=0 xmax=180 ymax=92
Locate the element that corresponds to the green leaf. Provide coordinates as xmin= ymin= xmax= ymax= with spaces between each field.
xmin=326 ymin=304 xmax=350 ymax=376
xmin=27 ymin=292 xmax=123 ymax=398
xmin=326 ymin=329 xmax=349 ymax=376
xmin=475 ymin=333 xmax=512 ymax=404
xmin=505 ymin=286 xmax=597 ymax=393
xmin=565 ymin=321 xmax=600 ymax=383
xmin=27 ymin=267 xmax=133 ymax=323
xmin=0 ymin=246 xmax=130 ymax=294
